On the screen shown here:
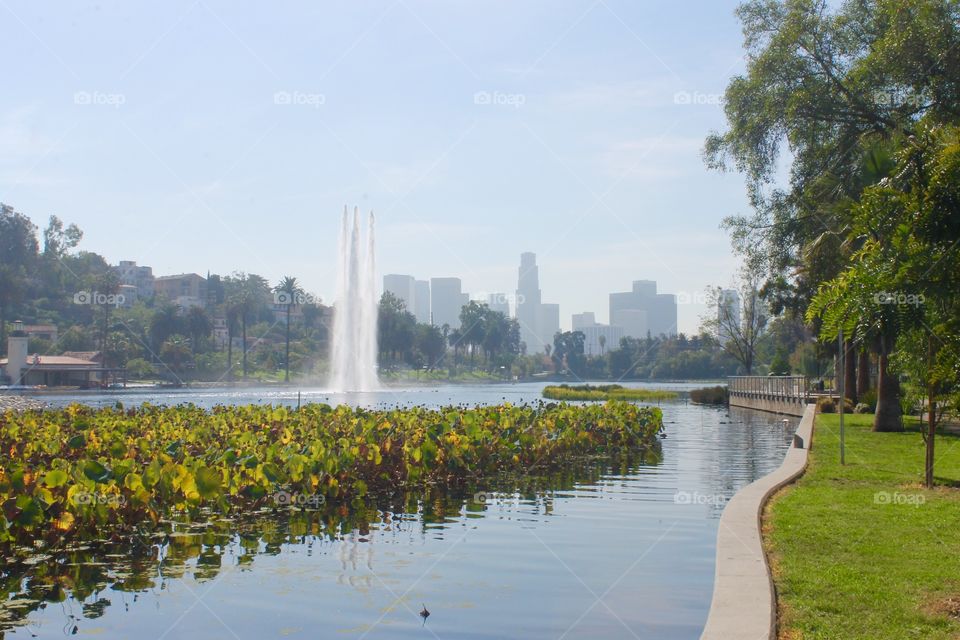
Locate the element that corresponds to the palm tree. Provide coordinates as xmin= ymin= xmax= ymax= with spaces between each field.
xmin=274 ymin=276 xmax=303 ymax=383
xmin=598 ymin=334 xmax=606 ymax=357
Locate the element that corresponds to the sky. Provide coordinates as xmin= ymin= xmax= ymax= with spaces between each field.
xmin=1 ymin=1 xmax=759 ymax=335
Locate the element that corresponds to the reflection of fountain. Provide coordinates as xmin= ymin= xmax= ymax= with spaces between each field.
xmin=330 ymin=206 xmax=379 ymax=392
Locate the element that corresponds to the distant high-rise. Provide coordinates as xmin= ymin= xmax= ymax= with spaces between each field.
xmin=383 ymin=274 xmax=416 ymax=312
xmin=430 ymin=277 xmax=468 ymax=328
xmin=414 ymin=280 xmax=431 ymax=324
xmin=571 ymin=312 xmax=596 ymax=330
xmin=538 ymin=303 xmax=560 ymax=347
xmin=718 ymin=289 xmax=741 ymax=345
xmin=516 ymin=252 xmax=542 ymax=350
xmin=609 ymin=280 xmax=677 ymax=338
xmin=571 ymin=311 xmax=622 ymax=355
xmin=515 ymin=253 xmax=561 ymax=353
xmin=485 ymin=293 xmax=510 ymax=316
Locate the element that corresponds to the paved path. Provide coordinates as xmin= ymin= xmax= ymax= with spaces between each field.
xmin=700 ymin=403 xmax=816 ymax=640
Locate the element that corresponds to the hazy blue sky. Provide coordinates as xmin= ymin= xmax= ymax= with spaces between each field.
xmin=1 ymin=1 xmax=762 ymax=334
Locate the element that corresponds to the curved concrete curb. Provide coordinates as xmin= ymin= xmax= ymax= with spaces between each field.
xmin=700 ymin=403 xmax=816 ymax=640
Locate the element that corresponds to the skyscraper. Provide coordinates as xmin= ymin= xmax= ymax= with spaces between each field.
xmin=516 ymin=252 xmax=542 ymax=350
xmin=414 ymin=280 xmax=431 ymax=324
xmin=515 ymin=252 xmax=561 ymax=353
xmin=718 ymin=289 xmax=741 ymax=345
xmin=485 ymin=293 xmax=510 ymax=316
xmin=383 ymin=274 xmax=416 ymax=312
xmin=430 ymin=277 xmax=468 ymax=328
xmin=609 ymin=280 xmax=677 ymax=338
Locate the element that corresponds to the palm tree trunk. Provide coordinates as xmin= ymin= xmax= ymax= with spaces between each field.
xmin=227 ymin=330 xmax=233 ymax=382
xmin=857 ymin=348 xmax=871 ymax=398
xmin=242 ymin=316 xmax=248 ymax=380
xmin=284 ymin=305 xmax=291 ymax=383
xmin=925 ymin=335 xmax=936 ymax=488
xmin=844 ymin=339 xmax=857 ymax=404
xmin=873 ymin=334 xmax=903 ymax=432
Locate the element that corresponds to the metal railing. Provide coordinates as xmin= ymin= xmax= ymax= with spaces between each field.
xmin=728 ymin=375 xmax=808 ymax=400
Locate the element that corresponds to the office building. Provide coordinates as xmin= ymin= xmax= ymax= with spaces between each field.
xmin=485 ymin=293 xmax=510 ymax=316
xmin=430 ymin=277 xmax=469 ymax=328
xmin=414 ymin=280 xmax=431 ymax=324
xmin=515 ymin=252 xmax=561 ymax=353
xmin=571 ymin=312 xmax=624 ymax=356
xmin=718 ymin=289 xmax=741 ymax=345
xmin=609 ymin=280 xmax=677 ymax=338
xmin=383 ymin=274 xmax=417 ymax=312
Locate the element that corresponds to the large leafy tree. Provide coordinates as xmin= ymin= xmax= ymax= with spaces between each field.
xmin=809 ymin=123 xmax=960 ymax=457
xmin=0 ymin=204 xmax=39 ymax=351
xmin=708 ymin=0 xmax=960 ymax=425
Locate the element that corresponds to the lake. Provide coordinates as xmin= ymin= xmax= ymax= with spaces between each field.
xmin=1 ymin=382 xmax=794 ymax=639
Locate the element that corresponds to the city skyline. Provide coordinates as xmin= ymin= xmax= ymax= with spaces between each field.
xmin=0 ymin=1 xmax=765 ymax=337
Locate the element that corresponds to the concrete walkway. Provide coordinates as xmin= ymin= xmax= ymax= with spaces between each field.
xmin=700 ymin=403 xmax=816 ymax=640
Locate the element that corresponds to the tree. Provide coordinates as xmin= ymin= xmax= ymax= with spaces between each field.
xmin=809 ymin=123 xmax=960 ymax=436
xmin=0 ymin=204 xmax=38 ymax=352
xmin=415 ymin=324 xmax=447 ymax=369
xmin=186 ymin=306 xmax=213 ymax=355
xmin=274 ymin=276 xmax=304 ymax=382
xmin=704 ymin=267 xmax=768 ymax=375
xmin=552 ymin=331 xmax=586 ymax=378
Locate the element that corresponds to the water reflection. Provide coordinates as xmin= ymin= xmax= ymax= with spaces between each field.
xmin=0 ymin=454 xmax=658 ymax=637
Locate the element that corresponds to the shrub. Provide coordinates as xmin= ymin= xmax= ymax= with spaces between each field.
xmin=817 ymin=396 xmax=855 ymax=413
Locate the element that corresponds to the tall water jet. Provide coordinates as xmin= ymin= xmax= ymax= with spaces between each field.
xmin=330 ymin=206 xmax=378 ymax=391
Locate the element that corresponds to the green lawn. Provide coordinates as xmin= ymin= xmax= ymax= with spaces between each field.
xmin=765 ymin=413 xmax=960 ymax=640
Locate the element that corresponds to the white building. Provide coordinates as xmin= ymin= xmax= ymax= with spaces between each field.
xmin=570 ymin=312 xmax=623 ymax=356
xmin=115 ymin=260 xmax=155 ymax=299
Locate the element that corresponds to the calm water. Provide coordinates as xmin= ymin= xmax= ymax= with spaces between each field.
xmin=2 ymin=383 xmax=795 ymax=639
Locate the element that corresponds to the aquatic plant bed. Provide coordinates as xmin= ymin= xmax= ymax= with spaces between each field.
xmin=542 ymin=384 xmax=678 ymax=402
xmin=0 ymin=401 xmax=662 ymax=556
xmin=689 ymin=385 xmax=728 ymax=405
xmin=765 ymin=414 xmax=960 ymax=639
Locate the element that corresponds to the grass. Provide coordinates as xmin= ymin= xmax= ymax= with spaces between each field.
xmin=542 ymin=384 xmax=678 ymax=402
xmin=765 ymin=413 xmax=960 ymax=639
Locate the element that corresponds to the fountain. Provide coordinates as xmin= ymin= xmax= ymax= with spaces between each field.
xmin=329 ymin=206 xmax=379 ymax=392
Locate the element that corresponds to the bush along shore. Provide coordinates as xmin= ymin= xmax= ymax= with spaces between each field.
xmin=541 ymin=384 xmax=678 ymax=402
xmin=0 ymin=401 xmax=663 ymax=556
xmin=689 ymin=385 xmax=728 ymax=405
